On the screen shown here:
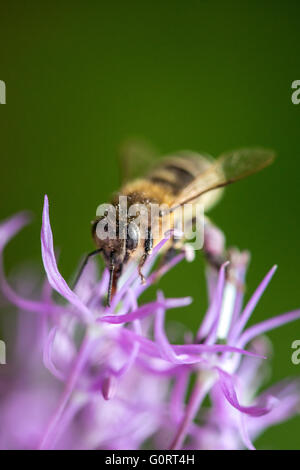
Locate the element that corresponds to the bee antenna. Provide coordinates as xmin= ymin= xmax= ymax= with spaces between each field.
xmin=107 ymin=253 xmax=115 ymax=307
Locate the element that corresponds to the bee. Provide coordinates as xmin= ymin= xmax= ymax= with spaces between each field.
xmin=73 ymin=144 xmax=274 ymax=306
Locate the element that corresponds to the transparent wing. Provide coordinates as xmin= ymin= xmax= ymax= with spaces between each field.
xmin=218 ymin=147 xmax=275 ymax=183
xmin=167 ymin=148 xmax=275 ymax=213
xmin=118 ymin=138 xmax=158 ymax=185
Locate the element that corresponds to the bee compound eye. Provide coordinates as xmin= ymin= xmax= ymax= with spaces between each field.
xmin=126 ymin=223 xmax=139 ymax=250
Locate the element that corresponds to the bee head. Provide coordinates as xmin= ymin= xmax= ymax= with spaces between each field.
xmin=91 ymin=215 xmax=141 ymax=305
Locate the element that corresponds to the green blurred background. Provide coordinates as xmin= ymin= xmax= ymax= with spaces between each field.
xmin=0 ymin=0 xmax=299 ymax=449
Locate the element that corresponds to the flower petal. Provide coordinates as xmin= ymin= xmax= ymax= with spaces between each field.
xmin=0 ymin=212 xmax=31 ymax=251
xmin=120 ymin=326 xmax=266 ymax=361
xmin=239 ymin=414 xmax=256 ymax=450
xmin=238 ymin=309 xmax=300 ymax=348
xmin=41 ymin=195 xmax=92 ymax=321
xmin=217 ymin=368 xmax=272 ymax=417
xmin=0 ymin=212 xmax=65 ymax=315
xmin=43 ymin=327 xmax=66 ymax=381
xmin=197 ymin=261 xmax=229 ymax=343
xmin=230 ymin=265 xmax=277 ymax=341
xmin=101 ymin=297 xmax=192 ymax=324
xmin=154 ymin=291 xmax=188 ymax=364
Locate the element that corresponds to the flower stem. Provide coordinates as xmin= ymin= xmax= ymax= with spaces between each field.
xmin=38 ymin=334 xmax=92 ymax=450
xmin=169 ymin=372 xmax=215 ymax=450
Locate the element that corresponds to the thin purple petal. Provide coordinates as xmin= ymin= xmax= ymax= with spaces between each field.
xmin=217 ymin=368 xmax=272 ymax=417
xmin=43 ymin=327 xmax=66 ymax=381
xmin=197 ymin=261 xmax=229 ymax=342
xmin=101 ymin=297 xmax=192 ymax=324
xmin=238 ymin=309 xmax=300 ymax=348
xmin=230 ymin=265 xmax=277 ymax=341
xmin=41 ymin=195 xmax=92 ymax=321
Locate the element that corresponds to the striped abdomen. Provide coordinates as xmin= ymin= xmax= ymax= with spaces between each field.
xmin=146 ymin=152 xmax=214 ymax=196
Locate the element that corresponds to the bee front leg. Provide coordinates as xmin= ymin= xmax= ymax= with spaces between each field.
xmin=161 ymin=244 xmax=180 ymax=265
xmin=152 ymin=236 xmax=187 ymax=284
xmin=138 ymin=229 xmax=153 ymax=284
xmin=111 ymin=264 xmax=123 ymax=299
xmin=72 ymin=248 xmax=102 ymax=290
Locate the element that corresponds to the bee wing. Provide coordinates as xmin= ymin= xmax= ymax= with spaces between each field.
xmin=118 ymin=138 xmax=158 ymax=185
xmin=167 ymin=148 xmax=275 ymax=213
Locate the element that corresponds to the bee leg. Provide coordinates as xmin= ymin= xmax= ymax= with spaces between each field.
xmin=138 ymin=229 xmax=153 ymax=284
xmin=72 ymin=248 xmax=102 ymax=290
xmin=161 ymin=244 xmax=179 ymax=265
xmin=153 ymin=237 xmax=186 ymax=283
xmin=108 ymin=264 xmax=123 ymax=305
xmin=138 ymin=257 xmax=147 ymax=284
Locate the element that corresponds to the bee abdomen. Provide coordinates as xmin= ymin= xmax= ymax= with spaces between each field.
xmin=148 ymin=163 xmax=194 ymax=195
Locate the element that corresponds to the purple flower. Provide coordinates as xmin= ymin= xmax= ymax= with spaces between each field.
xmin=0 ymin=195 xmax=299 ymax=450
